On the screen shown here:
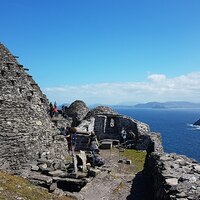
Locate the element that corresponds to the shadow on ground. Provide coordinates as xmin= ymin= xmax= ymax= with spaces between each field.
xmin=126 ymin=170 xmax=154 ymax=200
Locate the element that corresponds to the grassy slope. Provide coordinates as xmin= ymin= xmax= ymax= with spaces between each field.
xmin=0 ymin=171 xmax=73 ymax=200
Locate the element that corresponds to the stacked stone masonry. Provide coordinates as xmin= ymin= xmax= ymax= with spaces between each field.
xmin=0 ymin=43 xmax=68 ymax=170
xmin=145 ymin=133 xmax=200 ymax=200
xmin=146 ymin=152 xmax=200 ymax=200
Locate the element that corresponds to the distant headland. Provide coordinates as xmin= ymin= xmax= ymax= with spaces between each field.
xmin=107 ymin=101 xmax=200 ymax=109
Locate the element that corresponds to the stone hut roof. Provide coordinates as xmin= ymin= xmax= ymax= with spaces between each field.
xmin=0 ymin=43 xmax=66 ymax=170
xmin=86 ymin=106 xmax=118 ymax=118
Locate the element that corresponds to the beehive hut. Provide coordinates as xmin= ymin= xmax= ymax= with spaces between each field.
xmin=0 ymin=43 xmax=67 ymax=171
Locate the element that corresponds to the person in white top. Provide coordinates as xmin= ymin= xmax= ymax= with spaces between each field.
xmin=121 ymin=127 xmax=127 ymax=146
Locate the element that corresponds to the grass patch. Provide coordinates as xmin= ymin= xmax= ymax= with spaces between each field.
xmin=122 ymin=149 xmax=147 ymax=173
xmin=0 ymin=171 xmax=73 ymax=200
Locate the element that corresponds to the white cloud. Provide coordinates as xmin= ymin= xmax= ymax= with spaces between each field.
xmin=148 ymin=74 xmax=166 ymax=82
xmin=43 ymin=72 xmax=200 ymax=105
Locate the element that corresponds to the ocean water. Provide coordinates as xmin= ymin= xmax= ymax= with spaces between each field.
xmin=116 ymin=108 xmax=200 ymax=162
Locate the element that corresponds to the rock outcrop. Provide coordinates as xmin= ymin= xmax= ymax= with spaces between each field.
xmin=0 ymin=43 xmax=68 ymax=171
xmin=193 ymin=118 xmax=200 ymax=126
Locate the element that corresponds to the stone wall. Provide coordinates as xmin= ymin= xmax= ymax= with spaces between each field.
xmin=144 ymin=128 xmax=200 ymax=200
xmin=145 ymin=152 xmax=200 ymax=200
xmin=0 ymin=43 xmax=68 ymax=170
xmin=94 ymin=115 xmax=138 ymax=140
xmin=77 ymin=107 xmax=155 ymax=151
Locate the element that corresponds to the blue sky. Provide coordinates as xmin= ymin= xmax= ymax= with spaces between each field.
xmin=1 ymin=0 xmax=200 ymax=105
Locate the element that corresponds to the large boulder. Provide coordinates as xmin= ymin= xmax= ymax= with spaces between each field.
xmin=67 ymin=100 xmax=89 ymax=126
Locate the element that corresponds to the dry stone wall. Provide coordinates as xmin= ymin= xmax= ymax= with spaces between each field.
xmin=0 ymin=43 xmax=67 ymax=170
xmin=93 ymin=113 xmax=153 ymax=150
xmin=78 ymin=106 xmax=158 ymax=151
xmin=145 ymin=129 xmax=200 ymax=200
xmin=145 ymin=152 xmax=200 ymax=200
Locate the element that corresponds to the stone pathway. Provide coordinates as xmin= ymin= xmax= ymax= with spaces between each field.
xmin=78 ymin=148 xmax=152 ymax=200
xmin=79 ymin=171 xmax=134 ymax=200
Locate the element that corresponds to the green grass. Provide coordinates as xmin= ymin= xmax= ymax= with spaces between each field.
xmin=122 ymin=149 xmax=147 ymax=173
xmin=0 ymin=171 xmax=73 ymax=200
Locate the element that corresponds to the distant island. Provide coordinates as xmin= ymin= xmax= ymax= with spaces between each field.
xmin=134 ymin=101 xmax=200 ymax=109
xmin=109 ymin=101 xmax=200 ymax=109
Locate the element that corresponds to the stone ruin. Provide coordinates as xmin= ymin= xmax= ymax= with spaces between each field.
xmin=0 ymin=43 xmax=68 ymax=171
xmin=75 ymin=105 xmax=158 ymax=151
xmin=0 ymin=43 xmax=200 ymax=200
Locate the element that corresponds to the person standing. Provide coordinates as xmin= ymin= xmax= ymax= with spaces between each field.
xmin=88 ymin=131 xmax=99 ymax=153
xmin=49 ymin=102 xmax=54 ymax=118
xmin=53 ymin=102 xmax=58 ymax=117
xmin=70 ymin=127 xmax=77 ymax=155
xmin=65 ymin=127 xmax=71 ymax=154
xmin=121 ymin=127 xmax=127 ymax=147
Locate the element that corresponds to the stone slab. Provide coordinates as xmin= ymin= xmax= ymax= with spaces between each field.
xmin=100 ymin=141 xmax=112 ymax=150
